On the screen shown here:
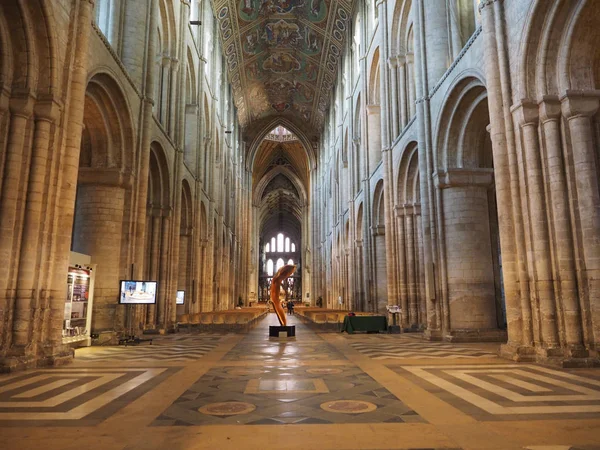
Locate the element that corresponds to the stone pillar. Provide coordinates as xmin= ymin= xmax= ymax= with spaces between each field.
xmin=13 ymin=99 xmax=60 ymax=348
xmin=168 ymin=58 xmax=179 ymax=137
xmin=437 ymin=169 xmax=499 ymax=334
xmin=406 ymin=53 xmax=416 ymax=117
xmin=422 ymin=2 xmax=449 ymax=91
xmin=395 ymin=206 xmax=408 ymax=325
xmin=388 ymin=57 xmax=399 ymax=138
xmin=49 ymin=0 xmax=97 ymax=354
xmin=398 ymin=56 xmax=408 ymax=129
xmin=512 ymin=101 xmax=559 ymax=350
xmin=416 ymin=210 xmax=427 ymax=325
xmin=539 ymin=97 xmax=585 ymax=356
xmin=480 ymin=0 xmax=531 ymax=354
xmin=160 ymin=57 xmax=171 ymax=126
xmin=147 ymin=214 xmax=161 ymax=326
xmin=157 ymin=215 xmax=171 ymax=326
xmin=406 ymin=207 xmax=418 ymax=327
xmin=0 ymin=94 xmax=35 ymax=302
xmin=73 ymin=171 xmax=128 ymax=335
xmin=561 ymin=93 xmax=600 ymax=347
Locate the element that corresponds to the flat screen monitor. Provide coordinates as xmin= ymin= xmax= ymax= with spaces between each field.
xmin=119 ymin=280 xmax=157 ymax=304
xmin=176 ymin=290 xmax=185 ymax=305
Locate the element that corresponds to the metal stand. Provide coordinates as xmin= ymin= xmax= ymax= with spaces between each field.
xmin=388 ymin=312 xmax=401 ymax=334
xmin=118 ymin=304 xmax=153 ymax=346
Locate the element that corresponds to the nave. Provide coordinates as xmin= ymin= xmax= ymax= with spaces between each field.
xmin=1 ymin=316 xmax=599 ymax=450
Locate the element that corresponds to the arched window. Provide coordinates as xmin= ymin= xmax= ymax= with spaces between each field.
xmin=277 ymin=233 xmax=284 ymax=252
xmin=265 ymin=243 xmax=270 ymax=253
xmin=276 ymin=258 xmax=285 ymax=273
xmin=287 ymin=259 xmax=294 ymax=265
xmin=285 ymin=237 xmax=290 ymax=252
xmin=291 ymin=243 xmax=296 ymax=252
xmin=271 ymin=237 xmax=276 ymax=251
xmin=267 ymin=260 xmax=274 ymax=276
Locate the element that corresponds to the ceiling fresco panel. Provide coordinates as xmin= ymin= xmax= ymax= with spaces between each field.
xmin=213 ymin=0 xmax=352 ymax=130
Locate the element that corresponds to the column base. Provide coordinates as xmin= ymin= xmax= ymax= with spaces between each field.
xmin=501 ymin=343 xmax=600 ymax=367
xmin=443 ymin=328 xmax=507 ymax=343
xmin=500 ymin=343 xmax=536 ymax=362
xmin=423 ymin=329 xmax=443 ymax=341
xmin=0 ymin=345 xmax=74 ymax=373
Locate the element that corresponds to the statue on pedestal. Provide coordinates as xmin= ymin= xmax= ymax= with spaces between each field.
xmin=270 ymin=264 xmax=296 ymax=326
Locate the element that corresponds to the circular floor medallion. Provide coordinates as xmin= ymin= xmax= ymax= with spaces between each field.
xmin=320 ymin=400 xmax=377 ymax=414
xmin=198 ymin=401 xmax=256 ymax=416
xmin=306 ymin=368 xmax=343 ymax=375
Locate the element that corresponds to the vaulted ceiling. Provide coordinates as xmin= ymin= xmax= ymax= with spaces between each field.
xmin=212 ymin=0 xmax=352 ymax=131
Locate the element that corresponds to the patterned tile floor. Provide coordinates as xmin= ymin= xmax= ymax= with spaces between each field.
xmin=0 ymin=313 xmax=599 ymax=450
xmin=74 ymin=335 xmax=222 ymax=363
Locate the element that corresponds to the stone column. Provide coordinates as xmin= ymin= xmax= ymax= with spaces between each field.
xmin=49 ymin=0 xmax=97 ymax=352
xmin=160 ymin=57 xmax=171 ymax=126
xmin=406 ymin=207 xmax=418 ymax=327
xmin=539 ymin=97 xmax=585 ymax=355
xmin=168 ymin=58 xmax=179 ymax=137
xmin=398 ymin=55 xmax=408 ymax=129
xmin=13 ymin=99 xmax=60 ymax=347
xmin=0 ymin=94 xmax=35 ymax=302
xmin=406 ymin=53 xmax=416 ymax=118
xmin=437 ymin=169 xmax=498 ymax=333
xmin=395 ymin=206 xmax=408 ymax=325
xmin=388 ymin=56 xmax=399 ymax=138
xmin=147 ymin=214 xmax=162 ymax=326
xmin=157 ymin=214 xmax=171 ymax=326
xmin=73 ymin=170 xmax=129 ymax=335
xmin=561 ymin=93 xmax=600 ymax=346
xmin=421 ymin=0 xmax=450 ymax=91
xmin=479 ymin=0 xmax=531 ymax=354
xmin=416 ymin=209 xmax=427 ymax=325
xmin=513 ymin=101 xmax=559 ymax=350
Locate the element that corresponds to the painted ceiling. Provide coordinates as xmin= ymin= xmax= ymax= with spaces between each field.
xmin=212 ymin=0 xmax=353 ymax=130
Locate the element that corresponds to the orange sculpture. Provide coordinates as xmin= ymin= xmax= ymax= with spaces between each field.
xmin=270 ymin=264 xmax=296 ymax=326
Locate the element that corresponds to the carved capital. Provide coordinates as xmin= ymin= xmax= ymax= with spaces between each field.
xmin=34 ymin=96 xmax=62 ymax=122
xmin=560 ymin=90 xmax=600 ymax=120
xmin=538 ymin=95 xmax=561 ymax=123
xmin=9 ymin=89 xmax=36 ymax=118
xmin=510 ymin=100 xmax=539 ymax=127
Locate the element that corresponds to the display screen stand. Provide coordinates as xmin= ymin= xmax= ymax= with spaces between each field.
xmin=118 ymin=304 xmax=153 ymax=346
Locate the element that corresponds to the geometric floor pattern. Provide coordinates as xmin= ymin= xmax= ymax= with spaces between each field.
xmin=1 ymin=313 xmax=600 ymax=449
xmin=349 ymin=340 xmax=499 ymax=360
xmin=75 ymin=336 xmax=222 ymax=362
xmin=154 ymin=363 xmax=423 ymax=425
xmin=394 ymin=364 xmax=600 ymax=420
xmin=0 ymin=367 xmax=178 ymax=426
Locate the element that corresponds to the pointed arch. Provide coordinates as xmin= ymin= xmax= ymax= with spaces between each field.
xmin=246 ymin=117 xmax=317 ymax=171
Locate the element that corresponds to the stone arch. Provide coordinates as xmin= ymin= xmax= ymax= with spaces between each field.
xmin=246 ymin=117 xmax=316 ymax=171
xmin=71 ymin=71 xmax=136 ymax=336
xmin=434 ymin=75 xmax=487 ymax=172
xmin=397 ymin=142 xmax=419 ymax=205
xmin=81 ymin=71 xmax=135 ymax=172
xmin=513 ymin=0 xmax=600 ymax=353
xmin=368 ymin=47 xmax=380 ymax=106
xmin=396 ymin=141 xmax=425 ymax=327
xmin=434 ymin=76 xmax=505 ymax=333
xmin=390 ymin=0 xmax=413 ymax=57
xmin=0 ymin=0 xmax=57 ymax=94
xmin=253 ymin=166 xmax=307 ymax=206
